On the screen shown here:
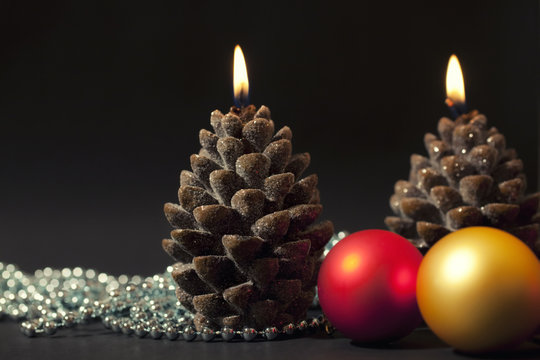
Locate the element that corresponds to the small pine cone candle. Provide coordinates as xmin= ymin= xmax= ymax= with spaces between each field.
xmin=162 ymin=105 xmax=334 ymax=331
xmin=385 ymin=110 xmax=540 ymax=256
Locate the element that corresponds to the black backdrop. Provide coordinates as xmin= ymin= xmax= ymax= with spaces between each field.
xmin=1 ymin=0 xmax=538 ymax=276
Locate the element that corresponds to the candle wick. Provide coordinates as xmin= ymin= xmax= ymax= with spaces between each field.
xmin=445 ymin=98 xmax=467 ymax=119
xmin=234 ymin=89 xmax=249 ymax=108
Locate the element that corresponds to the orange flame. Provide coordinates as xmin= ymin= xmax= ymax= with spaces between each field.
xmin=233 ymin=45 xmax=249 ymax=105
xmin=446 ymin=54 xmax=465 ymax=105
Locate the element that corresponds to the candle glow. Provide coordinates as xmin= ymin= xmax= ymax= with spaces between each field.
xmin=233 ymin=45 xmax=249 ymax=106
xmin=445 ymin=54 xmax=466 ymax=105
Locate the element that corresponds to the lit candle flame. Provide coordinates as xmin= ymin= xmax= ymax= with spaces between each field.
xmin=446 ymin=54 xmax=465 ymax=105
xmin=233 ymin=45 xmax=249 ymax=107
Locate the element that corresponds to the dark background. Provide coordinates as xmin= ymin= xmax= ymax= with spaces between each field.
xmin=0 ymin=0 xmax=538 ymax=276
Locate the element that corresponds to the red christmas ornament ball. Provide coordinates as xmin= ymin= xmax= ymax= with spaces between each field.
xmin=318 ymin=230 xmax=423 ymax=343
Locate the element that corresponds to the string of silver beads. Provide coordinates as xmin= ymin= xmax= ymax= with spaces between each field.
xmin=0 ymin=260 xmax=337 ymax=342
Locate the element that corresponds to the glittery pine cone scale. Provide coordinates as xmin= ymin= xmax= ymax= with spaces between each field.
xmin=162 ymin=105 xmax=334 ymax=331
xmin=385 ymin=110 xmax=540 ymax=256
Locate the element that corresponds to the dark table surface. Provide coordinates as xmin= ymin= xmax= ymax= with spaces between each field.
xmin=1 ymin=320 xmax=540 ymax=360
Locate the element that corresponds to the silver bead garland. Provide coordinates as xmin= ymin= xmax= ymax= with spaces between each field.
xmin=0 ymin=232 xmax=347 ymax=342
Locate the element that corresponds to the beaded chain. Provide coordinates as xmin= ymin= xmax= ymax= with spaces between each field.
xmin=0 ymin=232 xmax=347 ymax=342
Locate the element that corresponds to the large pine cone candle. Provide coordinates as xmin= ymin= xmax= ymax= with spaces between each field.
xmin=385 ymin=110 xmax=540 ymax=256
xmin=162 ymin=105 xmax=334 ymax=331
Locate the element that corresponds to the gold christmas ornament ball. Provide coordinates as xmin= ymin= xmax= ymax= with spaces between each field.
xmin=417 ymin=227 xmax=540 ymax=353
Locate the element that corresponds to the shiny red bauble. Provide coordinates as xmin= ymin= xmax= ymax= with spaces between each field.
xmin=318 ymin=230 xmax=423 ymax=343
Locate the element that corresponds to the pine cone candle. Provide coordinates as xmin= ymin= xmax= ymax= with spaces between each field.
xmin=162 ymin=105 xmax=334 ymax=331
xmin=385 ymin=110 xmax=540 ymax=256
